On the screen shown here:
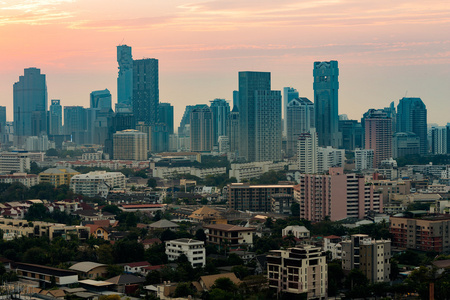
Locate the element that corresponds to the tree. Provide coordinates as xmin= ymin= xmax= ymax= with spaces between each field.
xmin=290 ymin=202 xmax=300 ymax=217
xmin=25 ymin=203 xmax=47 ymax=221
xmin=195 ymin=229 xmax=207 ymax=242
xmin=173 ymin=282 xmax=195 ymax=298
xmin=45 ymin=148 xmax=59 ymax=157
xmin=147 ymin=178 xmax=157 ymax=188
xmin=97 ymin=244 xmax=114 ymax=264
xmin=211 ymin=277 xmax=238 ymax=293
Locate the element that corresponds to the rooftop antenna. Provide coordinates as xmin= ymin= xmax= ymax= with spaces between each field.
xmin=404 ymin=90 xmax=408 ymax=97
xmin=119 ymin=38 xmax=125 ymax=45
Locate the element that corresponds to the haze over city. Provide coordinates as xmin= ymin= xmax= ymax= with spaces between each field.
xmin=0 ymin=0 xmax=449 ymax=126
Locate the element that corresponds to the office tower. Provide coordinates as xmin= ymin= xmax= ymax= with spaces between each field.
xmin=117 ymin=45 xmax=133 ymax=106
xmin=90 ymin=89 xmax=112 ymax=110
xmin=232 ymin=90 xmax=239 ymax=110
xmin=392 ymin=132 xmax=420 ymax=158
xmin=132 ymin=58 xmax=159 ymax=126
xmin=361 ymin=103 xmax=396 ymax=143
xmin=397 ymin=97 xmax=427 ymax=155
xmin=0 ymin=106 xmax=6 ymax=144
xmin=13 ymin=68 xmax=48 ymax=140
xmin=210 ymin=99 xmax=230 ymax=147
xmin=113 ymin=112 xmax=136 ymax=132
xmin=364 ymin=109 xmax=392 ymax=168
xmin=227 ymin=105 xmax=240 ymax=155
xmin=151 ymin=123 xmax=169 ymax=153
xmin=64 ymin=106 xmax=87 ymax=144
xmin=286 ymin=97 xmax=314 ymax=157
xmin=431 ymin=126 xmax=450 ymax=154
xmin=355 ymin=148 xmax=374 ymax=171
xmin=339 ymin=119 xmax=364 ymax=150
xmin=49 ymin=100 xmax=62 ymax=135
xmin=158 ymin=103 xmax=174 ymax=134
xmin=113 ymin=129 xmax=147 ymax=160
xmin=190 ymin=105 xmax=213 ymax=152
xmin=313 ymin=61 xmax=340 ymax=148
xmin=342 ymin=235 xmax=391 ymax=283
xmin=293 ymin=167 xmax=381 ymax=221
xmin=298 ymin=129 xmax=318 ymax=174
xmin=255 ymin=90 xmax=282 ymax=162
xmin=239 ymin=71 xmax=271 ymax=162
xmin=178 ymin=105 xmax=194 ymax=135
xmin=283 ymin=87 xmax=299 ymax=136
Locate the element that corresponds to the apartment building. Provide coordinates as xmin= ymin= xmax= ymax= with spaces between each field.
xmin=165 ymin=238 xmax=206 ymax=267
xmin=227 ymin=183 xmax=294 ymax=212
xmin=0 ymin=173 xmax=38 ymax=187
xmin=293 ymin=167 xmax=381 ymax=222
xmin=203 ymin=223 xmax=255 ymax=249
xmin=39 ymin=168 xmax=80 ymax=187
xmin=341 ymin=234 xmax=391 ymax=283
xmin=390 ymin=214 xmax=450 ymax=253
xmin=267 ymin=245 xmax=327 ymax=300
xmin=70 ymin=171 xmax=126 ymax=197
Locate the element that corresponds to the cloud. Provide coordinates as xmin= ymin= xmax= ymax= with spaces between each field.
xmin=0 ymin=0 xmax=74 ymax=25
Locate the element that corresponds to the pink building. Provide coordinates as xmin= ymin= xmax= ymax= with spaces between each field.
xmin=364 ymin=110 xmax=392 ymax=168
xmin=294 ymin=167 xmax=381 ymax=222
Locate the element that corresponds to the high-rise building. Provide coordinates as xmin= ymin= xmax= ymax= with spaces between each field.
xmin=313 ymin=61 xmax=340 ymax=148
xmin=431 ymin=125 xmax=450 ymax=154
xmin=117 ymin=45 xmax=133 ymax=106
xmin=283 ymin=87 xmax=299 ymax=136
xmin=227 ymin=105 xmax=240 ymax=155
xmin=339 ymin=119 xmax=364 ymax=150
xmin=158 ymin=103 xmax=174 ymax=134
xmin=113 ymin=129 xmax=147 ymax=160
xmin=392 ymin=132 xmax=420 ymax=158
xmin=190 ymin=105 xmax=213 ymax=152
xmin=286 ymin=97 xmax=314 ymax=157
xmin=293 ymin=167 xmax=381 ymax=222
xmin=210 ymin=99 xmax=230 ymax=147
xmin=355 ymin=148 xmax=374 ymax=171
xmin=90 ymin=89 xmax=112 ymax=110
xmin=255 ymin=90 xmax=282 ymax=162
xmin=132 ymin=58 xmax=159 ymax=126
xmin=298 ymin=129 xmax=318 ymax=174
xmin=238 ymin=71 xmax=271 ymax=162
xmin=13 ymin=68 xmax=48 ymax=140
xmin=232 ymin=90 xmax=240 ymax=110
xmin=397 ymin=97 xmax=427 ymax=155
xmin=0 ymin=106 xmax=6 ymax=144
xmin=63 ymin=106 xmax=86 ymax=136
xmin=364 ymin=109 xmax=392 ymax=168
xmin=317 ymin=146 xmax=345 ymax=173
xmin=49 ymin=100 xmax=62 ymax=135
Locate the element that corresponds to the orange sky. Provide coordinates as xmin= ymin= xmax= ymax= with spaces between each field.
xmin=0 ymin=0 xmax=449 ymax=127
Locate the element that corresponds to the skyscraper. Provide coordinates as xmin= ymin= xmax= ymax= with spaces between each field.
xmin=396 ymin=97 xmax=427 ymax=155
xmin=364 ymin=109 xmax=392 ymax=168
xmin=0 ymin=106 xmax=6 ymax=144
xmin=227 ymin=105 xmax=240 ymax=155
xmin=64 ymin=106 xmax=87 ymax=144
xmin=132 ymin=58 xmax=159 ymax=126
xmin=283 ymin=87 xmax=299 ymax=136
xmin=313 ymin=61 xmax=340 ymax=148
xmin=49 ymin=99 xmax=62 ymax=135
xmin=13 ymin=68 xmax=48 ymax=140
xmin=158 ymin=103 xmax=174 ymax=134
xmin=298 ymin=128 xmax=318 ymax=174
xmin=190 ymin=105 xmax=213 ymax=152
xmin=239 ymin=71 xmax=271 ymax=162
xmin=286 ymin=97 xmax=314 ymax=157
xmin=255 ymin=90 xmax=282 ymax=162
xmin=117 ymin=45 xmax=133 ymax=106
xmin=210 ymin=99 xmax=230 ymax=147
xmin=90 ymin=89 xmax=112 ymax=110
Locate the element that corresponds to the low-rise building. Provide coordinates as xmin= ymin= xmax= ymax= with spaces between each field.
xmin=69 ymin=262 xmax=108 ymax=279
xmin=0 ymin=173 xmax=39 ymax=187
xmin=282 ymin=226 xmax=310 ymax=239
xmin=323 ymin=235 xmax=343 ymax=260
xmin=229 ymin=161 xmax=287 ymax=183
xmin=70 ymin=171 xmax=126 ymax=198
xmin=16 ymin=263 xmax=78 ymax=287
xmin=39 ymin=168 xmax=80 ymax=187
xmin=204 ymin=223 xmax=255 ymax=249
xmin=165 ymin=238 xmax=206 ymax=267
xmin=267 ymin=245 xmax=327 ymax=299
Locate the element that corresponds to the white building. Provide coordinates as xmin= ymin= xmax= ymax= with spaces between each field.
xmin=218 ymin=136 xmax=229 ymax=154
xmin=323 ymin=235 xmax=343 ymax=260
xmin=113 ymin=129 xmax=148 ymax=161
xmin=0 ymin=173 xmax=39 ymax=187
xmin=70 ymin=171 xmax=126 ymax=198
xmin=431 ymin=126 xmax=448 ymax=154
xmin=317 ymin=146 xmax=344 ymax=173
xmin=165 ymin=238 xmax=206 ymax=267
xmin=355 ymin=148 xmax=375 ymax=171
xmin=82 ymin=152 xmax=103 ymax=160
xmin=0 ymin=152 xmax=31 ymax=173
xmin=298 ymin=128 xmax=318 ymax=174
xmin=229 ymin=161 xmax=287 ymax=182
xmin=152 ymin=166 xmax=226 ymax=179
xmin=282 ymin=225 xmax=310 ymax=239
xmin=286 ymin=98 xmax=314 ymax=158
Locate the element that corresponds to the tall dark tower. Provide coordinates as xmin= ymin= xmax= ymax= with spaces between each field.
xmin=238 ymin=71 xmax=271 ymax=162
xmin=132 ymin=58 xmax=159 ymax=126
xmin=397 ymin=97 xmax=427 ymax=155
xmin=13 ymin=68 xmax=48 ymax=143
xmin=117 ymin=45 xmax=133 ymax=107
xmin=313 ymin=61 xmax=340 ymax=148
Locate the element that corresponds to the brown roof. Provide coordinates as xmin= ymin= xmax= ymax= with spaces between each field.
xmin=433 ymin=259 xmax=450 ymax=269
xmin=48 ymin=289 xmax=66 ymax=298
xmin=189 ymin=206 xmax=222 ymax=220
xmin=204 ymin=224 xmax=255 ymax=232
xmin=200 ymin=273 xmax=241 ymax=290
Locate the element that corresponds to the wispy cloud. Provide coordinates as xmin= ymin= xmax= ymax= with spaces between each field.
xmin=0 ymin=0 xmax=74 ymax=25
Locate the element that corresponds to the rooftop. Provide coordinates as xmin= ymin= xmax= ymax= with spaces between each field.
xmin=204 ymin=223 xmax=256 ymax=232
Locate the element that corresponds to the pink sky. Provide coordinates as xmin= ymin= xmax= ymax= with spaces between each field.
xmin=0 ymin=0 xmax=449 ymax=127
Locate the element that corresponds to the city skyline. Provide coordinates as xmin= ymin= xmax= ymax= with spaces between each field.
xmin=0 ymin=0 xmax=449 ymax=127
